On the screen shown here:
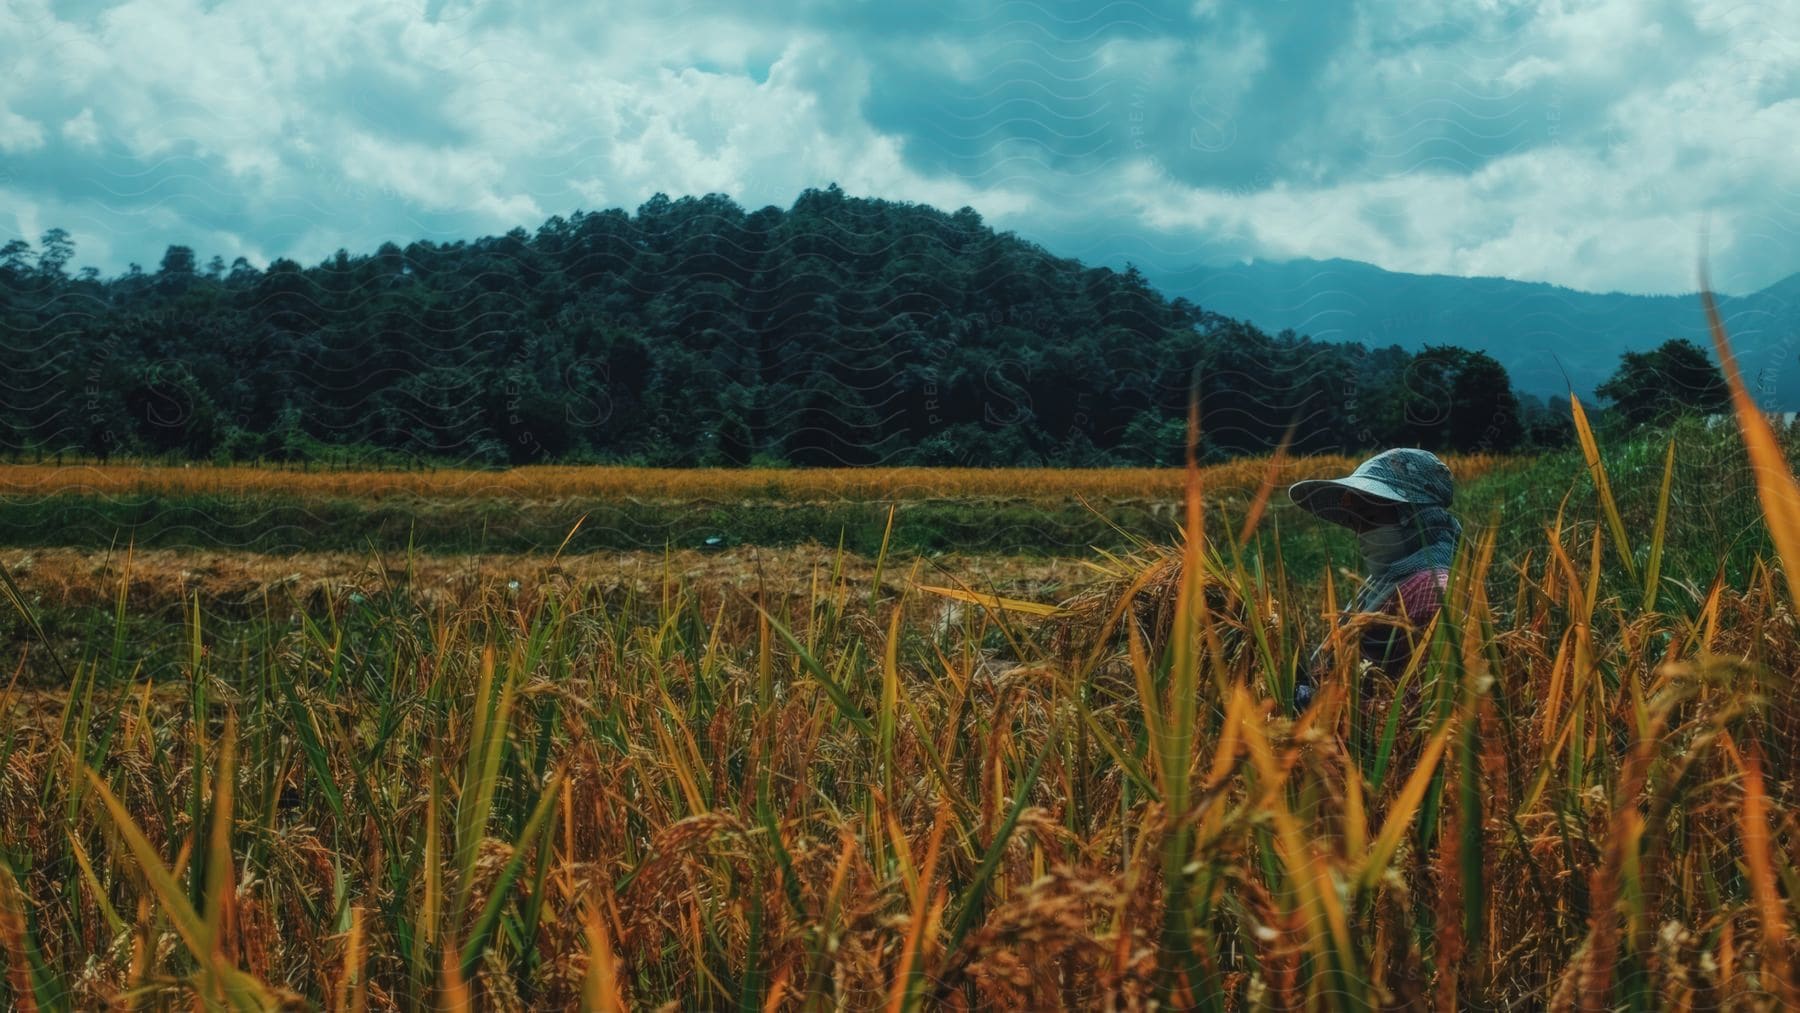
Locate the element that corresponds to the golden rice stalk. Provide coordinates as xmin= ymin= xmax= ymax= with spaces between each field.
xmin=581 ymin=908 xmax=627 ymax=1013
xmin=1569 ymin=393 xmax=1637 ymax=579
xmin=913 ymin=584 xmax=1067 ymax=618
xmin=886 ymin=804 xmax=951 ymax=1013
xmin=0 ymin=857 xmax=44 ymax=1012
xmin=1733 ymin=742 xmax=1798 ymax=1008
xmin=334 ymin=906 xmax=366 ymax=1013
xmin=1643 ymin=438 xmax=1676 ymax=612
xmin=440 ymin=936 xmax=472 ymax=1012
xmin=81 ymin=764 xmax=279 ymax=1009
xmin=1700 ymin=279 xmax=1800 ymax=609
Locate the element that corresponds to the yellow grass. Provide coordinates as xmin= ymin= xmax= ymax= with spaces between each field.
xmin=0 ymin=455 xmax=1519 ymax=502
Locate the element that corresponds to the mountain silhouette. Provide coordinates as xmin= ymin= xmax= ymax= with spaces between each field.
xmin=1149 ymin=258 xmax=1800 ymax=406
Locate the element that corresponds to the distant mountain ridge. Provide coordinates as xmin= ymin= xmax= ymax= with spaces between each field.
xmin=1148 ymin=258 xmax=1800 ymax=406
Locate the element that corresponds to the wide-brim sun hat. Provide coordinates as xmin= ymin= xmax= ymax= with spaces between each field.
xmin=1288 ymin=448 xmax=1454 ymax=527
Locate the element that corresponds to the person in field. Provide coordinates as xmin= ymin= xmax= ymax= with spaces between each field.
xmin=1287 ymin=448 xmax=1460 ymax=711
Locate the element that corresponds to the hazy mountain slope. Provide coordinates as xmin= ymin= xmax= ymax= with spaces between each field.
xmin=1149 ymin=258 xmax=1800 ymax=404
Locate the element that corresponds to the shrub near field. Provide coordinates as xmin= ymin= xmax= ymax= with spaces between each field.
xmin=0 ymin=409 xmax=1797 ymax=1009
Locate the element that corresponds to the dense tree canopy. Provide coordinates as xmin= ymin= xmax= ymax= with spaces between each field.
xmin=0 ymin=187 xmax=1566 ymax=466
xmin=1595 ymin=338 xmax=1731 ymax=429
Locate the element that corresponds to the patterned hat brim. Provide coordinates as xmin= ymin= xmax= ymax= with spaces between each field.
xmin=1288 ymin=475 xmax=1420 ymax=526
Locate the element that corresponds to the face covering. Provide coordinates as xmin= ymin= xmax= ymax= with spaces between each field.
xmin=1358 ymin=523 xmax=1418 ymax=566
xmin=1344 ymin=505 xmax=1461 ymax=615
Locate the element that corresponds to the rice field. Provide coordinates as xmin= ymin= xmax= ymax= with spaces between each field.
xmin=0 ymin=455 xmax=1519 ymax=504
xmin=0 ymin=310 xmax=1795 ymax=1010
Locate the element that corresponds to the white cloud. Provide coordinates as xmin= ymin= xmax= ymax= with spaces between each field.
xmin=1082 ymin=0 xmax=1800 ymax=294
xmin=60 ymin=107 xmax=100 ymax=147
xmin=0 ymin=110 xmax=46 ymax=153
xmin=0 ymin=0 xmax=1789 ymax=294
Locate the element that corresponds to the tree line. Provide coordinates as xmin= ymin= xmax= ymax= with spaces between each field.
xmin=0 ymin=187 xmax=1730 ymax=467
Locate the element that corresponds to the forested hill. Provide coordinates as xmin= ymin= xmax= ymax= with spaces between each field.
xmin=0 ymin=187 xmax=1567 ymax=467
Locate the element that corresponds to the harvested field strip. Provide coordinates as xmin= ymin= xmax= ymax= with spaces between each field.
xmin=2 ymin=545 xmax=1094 ymax=616
xmin=0 ymin=455 xmax=1520 ymax=502
xmin=0 ymin=494 xmax=1200 ymax=555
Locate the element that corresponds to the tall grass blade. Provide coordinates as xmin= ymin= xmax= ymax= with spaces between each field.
xmin=880 ymin=607 xmax=901 ymax=800
xmin=81 ymin=766 xmax=278 ymax=1009
xmin=1700 ymin=278 xmax=1800 ymax=607
xmin=454 ymin=643 xmax=515 ymax=916
xmin=1643 ymin=438 xmax=1676 ymax=612
xmin=1733 ymin=742 xmax=1797 ymax=1007
xmin=750 ymin=600 xmax=876 ymax=739
xmin=1153 ymin=388 xmax=1218 ymax=1009
xmin=581 ymin=908 xmax=626 ymax=1012
xmin=203 ymin=714 xmax=239 ymax=967
xmin=337 ymin=906 xmax=366 ymax=1013
xmin=458 ymin=770 xmax=565 ymax=980
xmin=913 ymin=585 xmax=1066 ymax=618
xmin=944 ymin=721 xmax=1059 ymax=954
xmin=888 ymin=805 xmax=950 ymax=1013
xmin=410 ymin=773 xmax=442 ymax=1003
xmin=869 ymin=503 xmax=896 ymax=613
xmin=1569 ymin=393 xmax=1637 ymax=579
xmin=0 ymin=854 xmax=61 ymax=1012
xmin=0 ymin=557 xmax=70 ymax=686
xmin=1356 ymin=713 xmax=1458 ymax=895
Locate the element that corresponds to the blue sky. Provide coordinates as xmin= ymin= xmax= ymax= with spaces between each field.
xmin=1 ymin=0 xmax=1795 ymax=294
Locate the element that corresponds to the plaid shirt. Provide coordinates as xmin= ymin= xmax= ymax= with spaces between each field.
xmin=1360 ymin=567 xmax=1448 ymax=674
